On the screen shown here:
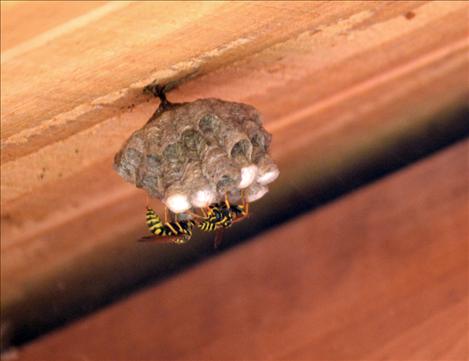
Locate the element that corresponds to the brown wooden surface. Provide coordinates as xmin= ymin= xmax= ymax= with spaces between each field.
xmin=14 ymin=139 xmax=469 ymax=361
xmin=1 ymin=1 xmax=468 ymax=355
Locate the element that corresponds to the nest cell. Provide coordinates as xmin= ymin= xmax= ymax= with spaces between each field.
xmin=114 ymin=98 xmax=279 ymax=212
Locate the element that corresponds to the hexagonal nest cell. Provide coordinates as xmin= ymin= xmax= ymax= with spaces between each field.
xmin=114 ymin=94 xmax=279 ymax=213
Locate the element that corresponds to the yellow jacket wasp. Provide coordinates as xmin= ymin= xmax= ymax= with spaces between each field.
xmin=141 ymin=195 xmax=249 ymax=247
xmin=139 ymin=207 xmax=196 ymax=244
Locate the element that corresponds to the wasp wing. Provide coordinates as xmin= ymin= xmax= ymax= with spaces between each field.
xmin=138 ymin=234 xmax=186 ymax=244
xmin=231 ymin=214 xmax=249 ymax=224
xmin=213 ymin=228 xmax=224 ymax=249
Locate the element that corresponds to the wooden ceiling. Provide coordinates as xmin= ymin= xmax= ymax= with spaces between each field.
xmin=1 ymin=1 xmax=468 ymax=358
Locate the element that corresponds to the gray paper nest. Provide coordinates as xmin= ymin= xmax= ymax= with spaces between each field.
xmin=114 ymin=96 xmax=279 ymax=213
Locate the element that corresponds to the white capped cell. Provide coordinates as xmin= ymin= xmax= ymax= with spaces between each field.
xmin=191 ymin=188 xmax=216 ymax=208
xmin=239 ymin=164 xmax=258 ymax=189
xmin=164 ymin=193 xmax=191 ymax=213
xmin=255 ymin=154 xmax=279 ymax=185
xmin=246 ymin=183 xmax=268 ymax=203
xmin=257 ymin=166 xmax=279 ymax=185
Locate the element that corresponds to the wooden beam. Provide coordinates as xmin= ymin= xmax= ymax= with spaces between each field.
xmin=1 ymin=0 xmax=468 ymax=350
xmin=14 ymin=140 xmax=469 ymax=360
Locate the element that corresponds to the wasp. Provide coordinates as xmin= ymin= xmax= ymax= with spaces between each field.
xmin=196 ymin=195 xmax=249 ymax=247
xmin=198 ymin=204 xmax=230 ymax=231
xmin=140 ymin=194 xmax=248 ymax=247
xmin=139 ymin=207 xmax=195 ymax=244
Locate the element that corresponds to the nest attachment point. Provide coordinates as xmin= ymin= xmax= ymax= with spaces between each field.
xmin=114 ymin=93 xmax=279 ymax=213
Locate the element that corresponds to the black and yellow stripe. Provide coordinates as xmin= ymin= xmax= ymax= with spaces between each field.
xmin=145 ymin=207 xmax=195 ymax=243
xmin=197 ymin=203 xmax=235 ymax=232
xmin=198 ymin=217 xmax=218 ymax=232
xmin=226 ymin=204 xmax=247 ymax=218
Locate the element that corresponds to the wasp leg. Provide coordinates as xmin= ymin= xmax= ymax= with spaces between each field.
xmin=204 ymin=206 xmax=214 ymax=217
xmin=200 ymin=207 xmax=207 ymax=217
xmin=242 ymin=189 xmax=249 ymax=216
xmin=164 ymin=207 xmax=169 ymax=223
xmin=231 ymin=191 xmax=249 ymax=224
xmin=225 ymin=193 xmax=231 ymax=209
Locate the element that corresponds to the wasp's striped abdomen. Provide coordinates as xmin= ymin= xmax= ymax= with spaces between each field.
xmin=197 ymin=205 xmax=233 ymax=232
xmin=145 ymin=207 xmax=195 ymax=243
xmin=146 ymin=208 xmax=164 ymax=234
xmin=199 ymin=219 xmax=218 ymax=232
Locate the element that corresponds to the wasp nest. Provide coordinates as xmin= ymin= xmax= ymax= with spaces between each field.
xmin=114 ymin=97 xmax=279 ymax=213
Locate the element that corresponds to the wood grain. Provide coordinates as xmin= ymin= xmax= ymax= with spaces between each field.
xmin=1 ymin=1 xmax=107 ymax=52
xmin=14 ymin=139 xmax=469 ymax=361
xmin=1 ymin=0 xmax=468 ymax=352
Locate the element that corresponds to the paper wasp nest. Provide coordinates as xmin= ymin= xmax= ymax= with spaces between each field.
xmin=114 ymin=98 xmax=279 ymax=213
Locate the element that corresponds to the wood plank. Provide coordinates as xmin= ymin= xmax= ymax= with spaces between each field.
xmin=1 ymin=0 xmax=468 ymax=350
xmin=1 ymin=1 xmax=366 ymax=150
xmin=1 ymin=1 xmax=107 ymax=52
xmin=14 ymin=139 xmax=469 ymax=361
